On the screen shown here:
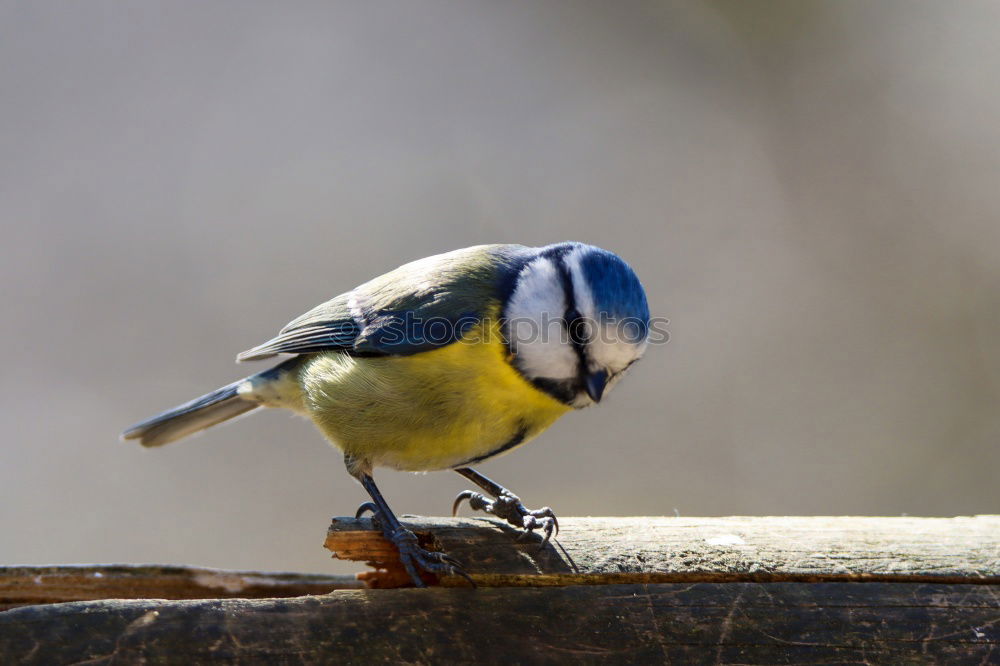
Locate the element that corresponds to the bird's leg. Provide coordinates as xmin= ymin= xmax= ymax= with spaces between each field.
xmin=349 ymin=462 xmax=470 ymax=588
xmin=451 ymin=467 xmax=559 ymax=548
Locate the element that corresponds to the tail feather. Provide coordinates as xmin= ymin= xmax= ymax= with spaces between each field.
xmin=121 ymin=360 xmax=301 ymax=448
xmin=121 ymin=379 xmax=257 ymax=448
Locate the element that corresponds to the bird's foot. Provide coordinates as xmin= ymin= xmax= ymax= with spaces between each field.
xmin=452 ymin=489 xmax=559 ymax=549
xmin=355 ymin=502 xmax=472 ymax=588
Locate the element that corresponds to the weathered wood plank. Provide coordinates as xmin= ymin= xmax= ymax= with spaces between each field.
xmin=0 ymin=564 xmax=360 ymax=610
xmin=325 ymin=515 xmax=1000 ymax=587
xmin=2 ymin=583 xmax=997 ymax=664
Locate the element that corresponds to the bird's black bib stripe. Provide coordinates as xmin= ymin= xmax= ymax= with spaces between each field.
xmin=451 ymin=423 xmax=530 ymax=467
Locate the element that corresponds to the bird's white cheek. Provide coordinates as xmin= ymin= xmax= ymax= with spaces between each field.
xmin=512 ymin=333 xmax=579 ymax=380
xmin=507 ymin=311 xmax=579 ymax=380
xmin=505 ymin=256 xmax=580 ymax=381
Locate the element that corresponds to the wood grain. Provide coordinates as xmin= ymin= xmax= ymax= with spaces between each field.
xmin=0 ymin=564 xmax=360 ymax=610
xmin=325 ymin=515 xmax=1000 ymax=587
xmin=3 ymin=582 xmax=997 ymax=664
xmin=3 ymin=516 xmax=997 ymax=664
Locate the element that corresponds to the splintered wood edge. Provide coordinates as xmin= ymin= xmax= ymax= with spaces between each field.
xmin=0 ymin=564 xmax=362 ymax=609
xmin=324 ymin=515 xmax=1000 ymax=588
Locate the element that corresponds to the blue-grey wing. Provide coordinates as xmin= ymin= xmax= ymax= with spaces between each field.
xmin=236 ymin=244 xmax=531 ymax=361
xmin=236 ymin=294 xmax=360 ymax=361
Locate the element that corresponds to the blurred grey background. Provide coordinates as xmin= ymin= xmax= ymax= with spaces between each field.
xmin=2 ymin=1 xmax=998 ymax=574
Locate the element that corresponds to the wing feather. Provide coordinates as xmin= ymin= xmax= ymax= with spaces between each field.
xmin=236 ymin=244 xmax=530 ymax=362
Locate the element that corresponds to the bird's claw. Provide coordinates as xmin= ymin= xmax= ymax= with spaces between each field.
xmin=355 ymin=502 xmax=473 ymax=587
xmin=452 ymin=489 xmax=559 ymax=549
xmin=389 ymin=527 xmax=475 ymax=588
xmin=355 ymin=501 xmax=378 ymax=519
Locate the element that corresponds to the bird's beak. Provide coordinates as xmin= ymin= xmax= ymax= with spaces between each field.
xmin=584 ymin=370 xmax=608 ymax=403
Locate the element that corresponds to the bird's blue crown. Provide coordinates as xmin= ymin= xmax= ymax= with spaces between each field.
xmin=577 ymin=246 xmax=650 ymax=342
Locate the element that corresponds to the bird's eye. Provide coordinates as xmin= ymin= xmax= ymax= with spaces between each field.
xmin=611 ymin=359 xmax=638 ymax=379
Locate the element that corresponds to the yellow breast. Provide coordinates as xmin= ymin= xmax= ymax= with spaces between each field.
xmin=297 ymin=319 xmax=570 ymax=471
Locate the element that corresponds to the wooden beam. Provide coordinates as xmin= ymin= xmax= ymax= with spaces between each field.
xmin=2 ymin=516 xmax=997 ymax=663
xmin=0 ymin=564 xmax=360 ymax=610
xmin=324 ymin=515 xmax=1000 ymax=587
xmin=2 ymin=582 xmax=997 ymax=663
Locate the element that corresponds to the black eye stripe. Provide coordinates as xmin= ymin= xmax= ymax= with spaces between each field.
xmin=568 ymin=313 xmax=589 ymax=345
xmin=553 ymin=259 xmax=576 ymax=313
xmin=554 ymin=256 xmax=589 ymax=382
xmin=613 ymin=359 xmax=639 ymax=377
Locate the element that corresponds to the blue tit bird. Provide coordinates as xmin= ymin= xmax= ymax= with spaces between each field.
xmin=122 ymin=242 xmax=650 ymax=586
